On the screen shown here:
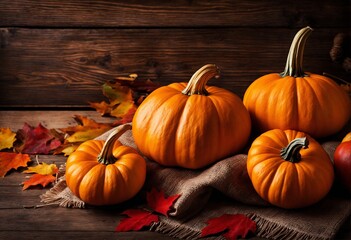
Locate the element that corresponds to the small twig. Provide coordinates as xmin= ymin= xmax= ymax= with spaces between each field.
xmin=115 ymin=73 xmax=138 ymax=81
xmin=35 ymin=155 xmax=40 ymax=165
xmin=55 ymin=171 xmax=58 ymax=183
xmin=23 ymin=202 xmax=58 ymax=209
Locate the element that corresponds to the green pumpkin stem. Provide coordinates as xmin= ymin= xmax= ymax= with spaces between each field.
xmin=280 ymin=137 xmax=309 ymax=163
xmin=181 ymin=64 xmax=220 ymax=96
xmin=280 ymin=26 xmax=313 ymax=78
xmin=97 ymin=124 xmax=132 ymax=165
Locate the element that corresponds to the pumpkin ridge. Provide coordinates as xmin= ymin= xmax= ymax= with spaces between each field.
xmin=66 ymin=161 xmax=98 ymax=196
xmin=295 ymin=76 xmax=322 ymax=132
xmin=103 ymin=165 xmax=119 ymax=204
xmin=112 ymin=145 xmax=137 ymax=159
xmin=272 ymin=163 xmax=290 ymax=205
xmin=79 ymin=164 xmax=106 ymax=204
xmin=174 ymin=95 xmax=215 ymax=168
xmin=75 ymin=141 xmax=103 ymax=157
xmin=151 ymin=92 xmax=188 ymax=165
xmin=202 ymin=96 xmax=224 ymax=162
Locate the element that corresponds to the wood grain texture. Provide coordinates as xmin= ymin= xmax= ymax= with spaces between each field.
xmin=0 ymin=110 xmax=115 ymax=130
xmin=0 ymin=0 xmax=349 ymax=28
xmin=0 ymin=27 xmax=348 ymax=107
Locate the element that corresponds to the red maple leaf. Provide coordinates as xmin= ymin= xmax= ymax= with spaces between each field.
xmin=16 ymin=123 xmax=62 ymax=154
xmin=115 ymin=209 xmax=159 ymax=232
xmin=200 ymin=214 xmax=256 ymax=240
xmin=146 ymin=188 xmax=181 ymax=216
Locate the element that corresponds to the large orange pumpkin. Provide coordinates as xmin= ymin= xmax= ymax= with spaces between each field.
xmin=247 ymin=129 xmax=334 ymax=209
xmin=132 ymin=64 xmax=251 ymax=169
xmin=243 ymin=27 xmax=351 ymax=138
xmin=65 ymin=125 xmax=146 ymax=206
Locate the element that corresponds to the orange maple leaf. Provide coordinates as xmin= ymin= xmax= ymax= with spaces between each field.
xmin=22 ymin=173 xmax=56 ymax=190
xmin=0 ymin=152 xmax=31 ymax=177
xmin=56 ymin=115 xmax=113 ymax=156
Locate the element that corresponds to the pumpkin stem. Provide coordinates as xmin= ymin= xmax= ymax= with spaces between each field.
xmin=181 ymin=64 xmax=220 ymax=96
xmin=280 ymin=137 xmax=309 ymax=163
xmin=280 ymin=26 xmax=313 ymax=78
xmin=97 ymin=124 xmax=132 ymax=165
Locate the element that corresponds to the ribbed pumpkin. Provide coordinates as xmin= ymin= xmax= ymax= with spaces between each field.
xmin=243 ymin=27 xmax=351 ymax=138
xmin=65 ymin=125 xmax=146 ymax=206
xmin=247 ymin=129 xmax=334 ymax=209
xmin=132 ymin=64 xmax=251 ymax=169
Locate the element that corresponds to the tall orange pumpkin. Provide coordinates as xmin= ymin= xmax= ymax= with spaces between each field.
xmin=247 ymin=129 xmax=334 ymax=209
xmin=243 ymin=27 xmax=351 ymax=138
xmin=132 ymin=64 xmax=251 ymax=169
xmin=65 ymin=125 xmax=146 ymax=206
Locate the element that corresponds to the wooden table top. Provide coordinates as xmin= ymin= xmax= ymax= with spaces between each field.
xmin=0 ymin=110 xmax=350 ymax=240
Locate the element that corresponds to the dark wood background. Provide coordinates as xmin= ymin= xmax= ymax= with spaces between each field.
xmin=0 ymin=0 xmax=350 ymax=108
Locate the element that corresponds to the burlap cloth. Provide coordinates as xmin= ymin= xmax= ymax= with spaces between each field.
xmin=41 ymin=124 xmax=351 ymax=240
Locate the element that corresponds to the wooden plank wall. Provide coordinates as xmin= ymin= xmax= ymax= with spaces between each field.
xmin=0 ymin=0 xmax=350 ymax=108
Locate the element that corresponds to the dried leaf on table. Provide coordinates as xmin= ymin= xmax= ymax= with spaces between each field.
xmin=146 ymin=187 xmax=181 ymax=216
xmin=200 ymin=214 xmax=256 ymax=240
xmin=113 ymin=107 xmax=136 ymax=126
xmin=23 ymin=162 xmax=58 ymax=175
xmin=22 ymin=173 xmax=56 ymax=191
xmin=15 ymin=123 xmax=62 ymax=154
xmin=115 ymin=209 xmax=159 ymax=232
xmin=90 ymin=74 xmax=159 ymax=125
xmin=90 ymin=81 xmax=136 ymax=118
xmin=60 ymin=115 xmax=112 ymax=142
xmin=0 ymin=152 xmax=31 ymax=177
xmin=55 ymin=115 xmax=113 ymax=156
xmin=0 ymin=128 xmax=16 ymax=150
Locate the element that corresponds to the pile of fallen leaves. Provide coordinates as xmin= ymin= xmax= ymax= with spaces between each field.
xmin=0 ymin=116 xmax=113 ymax=190
xmin=0 ymin=74 xmax=158 ymax=190
xmin=0 ymin=74 xmax=257 ymax=239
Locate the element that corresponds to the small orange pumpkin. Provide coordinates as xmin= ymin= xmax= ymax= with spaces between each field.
xmin=247 ymin=129 xmax=334 ymax=209
xmin=65 ymin=125 xmax=146 ymax=206
xmin=243 ymin=27 xmax=351 ymax=138
xmin=132 ymin=64 xmax=251 ymax=169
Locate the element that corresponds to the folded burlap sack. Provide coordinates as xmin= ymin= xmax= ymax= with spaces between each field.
xmin=41 ymin=124 xmax=351 ymax=240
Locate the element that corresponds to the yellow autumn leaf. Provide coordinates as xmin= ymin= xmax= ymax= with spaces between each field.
xmin=61 ymin=145 xmax=79 ymax=156
xmin=60 ymin=115 xmax=112 ymax=143
xmin=0 ymin=128 xmax=16 ymax=150
xmin=55 ymin=143 xmax=80 ymax=156
xmin=65 ymin=127 xmax=111 ymax=143
xmin=23 ymin=162 xmax=58 ymax=175
xmin=110 ymin=101 xmax=137 ymax=118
